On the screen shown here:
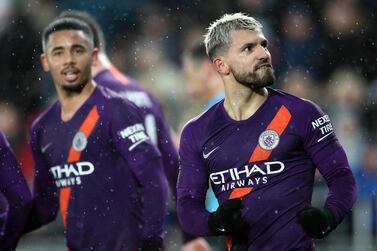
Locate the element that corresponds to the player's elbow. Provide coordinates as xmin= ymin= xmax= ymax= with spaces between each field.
xmin=332 ymin=167 xmax=358 ymax=206
xmin=348 ymin=171 xmax=358 ymax=208
xmin=3 ymin=180 xmax=33 ymax=209
xmin=20 ymin=187 xmax=33 ymax=212
xmin=39 ymin=207 xmax=58 ymax=226
xmin=177 ymin=194 xmax=209 ymax=237
xmin=177 ymin=199 xmax=194 ymax=235
xmin=24 ymin=199 xmax=58 ymax=233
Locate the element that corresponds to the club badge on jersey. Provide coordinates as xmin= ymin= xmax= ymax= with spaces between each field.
xmin=258 ymin=129 xmax=280 ymax=150
xmin=72 ymin=132 xmax=88 ymax=152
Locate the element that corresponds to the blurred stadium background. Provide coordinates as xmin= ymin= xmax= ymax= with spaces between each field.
xmin=0 ymin=0 xmax=377 ymax=250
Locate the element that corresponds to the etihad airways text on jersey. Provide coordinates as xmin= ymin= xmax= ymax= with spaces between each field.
xmin=49 ymin=161 xmax=95 ymax=188
xmin=210 ymin=161 xmax=285 ymax=192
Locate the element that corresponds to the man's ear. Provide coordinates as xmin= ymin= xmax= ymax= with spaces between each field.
xmin=40 ymin=54 xmax=50 ymax=72
xmin=213 ymin=56 xmax=230 ymax=76
xmin=91 ymin=48 xmax=99 ymax=66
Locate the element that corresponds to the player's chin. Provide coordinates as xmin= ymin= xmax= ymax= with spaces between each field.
xmin=61 ymin=82 xmax=86 ymax=93
xmin=253 ymin=72 xmax=275 ymax=88
xmin=264 ymin=67 xmax=275 ymax=78
xmin=256 ymin=66 xmax=273 ymax=75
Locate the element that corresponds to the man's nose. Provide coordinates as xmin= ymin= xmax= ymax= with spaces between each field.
xmin=64 ymin=52 xmax=76 ymax=65
xmin=255 ymin=45 xmax=270 ymax=60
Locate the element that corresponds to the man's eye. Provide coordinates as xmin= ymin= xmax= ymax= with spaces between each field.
xmin=74 ymin=48 xmax=84 ymax=54
xmin=53 ymin=51 xmax=62 ymax=56
xmin=244 ymin=46 xmax=251 ymax=52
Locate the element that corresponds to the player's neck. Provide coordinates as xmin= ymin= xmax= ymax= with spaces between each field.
xmin=223 ymin=83 xmax=268 ymax=121
xmin=58 ymin=81 xmax=96 ymax=122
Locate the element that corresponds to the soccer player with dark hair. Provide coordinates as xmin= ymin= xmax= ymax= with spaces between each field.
xmin=28 ymin=17 xmax=167 ymax=251
xmin=57 ymin=9 xmax=179 ymax=209
xmin=177 ymin=13 xmax=357 ymax=250
xmin=0 ymin=129 xmax=32 ymax=250
xmin=57 ymin=10 xmax=211 ymax=251
xmin=182 ymin=42 xmax=224 ymax=112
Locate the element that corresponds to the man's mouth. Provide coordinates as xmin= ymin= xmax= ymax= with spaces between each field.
xmin=62 ymin=69 xmax=80 ymax=82
xmin=256 ymin=63 xmax=272 ymax=70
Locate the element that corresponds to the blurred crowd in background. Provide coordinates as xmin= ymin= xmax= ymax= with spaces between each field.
xmin=1 ymin=0 xmax=377 ymax=250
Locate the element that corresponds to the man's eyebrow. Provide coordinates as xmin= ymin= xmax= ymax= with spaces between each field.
xmin=241 ymin=42 xmax=256 ymax=50
xmin=51 ymin=46 xmax=64 ymax=52
xmin=50 ymin=44 xmax=86 ymax=52
xmin=71 ymin=44 xmax=86 ymax=49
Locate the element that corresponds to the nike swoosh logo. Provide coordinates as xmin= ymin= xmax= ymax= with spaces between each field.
xmin=321 ymin=225 xmax=332 ymax=236
xmin=317 ymin=131 xmax=334 ymax=143
xmin=41 ymin=142 xmax=53 ymax=153
xmin=203 ymin=147 xmax=220 ymax=159
xmin=218 ymin=227 xmax=226 ymax=232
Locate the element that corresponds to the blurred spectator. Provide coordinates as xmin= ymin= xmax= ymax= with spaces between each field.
xmin=280 ymin=68 xmax=319 ymax=101
xmin=0 ymin=102 xmax=21 ymax=148
xmin=319 ymin=0 xmax=377 ymax=81
xmin=0 ymin=102 xmax=36 ymax=187
xmin=356 ymin=143 xmax=377 ymax=198
xmin=354 ymin=143 xmax=377 ymax=237
xmin=0 ymin=0 xmax=12 ymax=34
xmin=278 ymin=2 xmax=322 ymax=77
xmin=0 ymin=2 xmax=42 ymax=114
xmin=182 ymin=42 xmax=224 ymax=109
xmin=130 ymin=42 xmax=196 ymax=130
xmin=325 ymin=67 xmax=368 ymax=171
xmin=21 ymin=0 xmax=57 ymax=31
xmin=138 ymin=5 xmax=179 ymax=60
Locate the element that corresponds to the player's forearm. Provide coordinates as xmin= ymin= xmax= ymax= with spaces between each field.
xmin=24 ymin=179 xmax=58 ymax=232
xmin=321 ymin=148 xmax=357 ymax=223
xmin=23 ymin=195 xmax=59 ymax=233
xmin=0 ymin=193 xmax=8 ymax=235
xmin=159 ymin=143 xmax=197 ymax=243
xmin=162 ymin=153 xmax=179 ymax=200
xmin=0 ymin=182 xmax=32 ymax=249
xmin=158 ymin=125 xmax=180 ymax=200
xmin=325 ymin=167 xmax=357 ymax=222
xmin=139 ymin=158 xmax=168 ymax=239
xmin=27 ymin=142 xmax=59 ymax=232
xmin=177 ymin=190 xmax=211 ymax=236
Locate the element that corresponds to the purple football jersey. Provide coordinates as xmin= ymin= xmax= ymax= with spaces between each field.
xmin=177 ymin=88 xmax=356 ymax=251
xmin=29 ymin=86 xmax=168 ymax=251
xmin=94 ymin=69 xmax=179 ymax=199
xmin=0 ymin=129 xmax=32 ymax=250
xmin=0 ymin=192 xmax=8 ymax=239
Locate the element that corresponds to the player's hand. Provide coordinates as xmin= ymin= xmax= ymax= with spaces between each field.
xmin=208 ymin=198 xmax=249 ymax=236
xmin=181 ymin=237 xmax=212 ymax=251
xmin=297 ymin=206 xmax=337 ymax=239
xmin=140 ymin=238 xmax=163 ymax=251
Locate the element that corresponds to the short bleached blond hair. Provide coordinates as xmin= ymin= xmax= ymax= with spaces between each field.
xmin=204 ymin=13 xmax=263 ymax=60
